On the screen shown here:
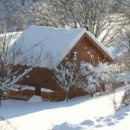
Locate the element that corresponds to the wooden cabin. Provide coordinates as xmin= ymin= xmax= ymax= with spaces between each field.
xmin=9 ymin=25 xmax=114 ymax=101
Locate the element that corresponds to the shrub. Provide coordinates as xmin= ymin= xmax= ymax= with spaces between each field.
xmin=120 ymin=85 xmax=130 ymax=108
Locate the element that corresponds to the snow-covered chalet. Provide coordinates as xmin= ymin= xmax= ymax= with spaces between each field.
xmin=11 ymin=25 xmax=114 ymax=101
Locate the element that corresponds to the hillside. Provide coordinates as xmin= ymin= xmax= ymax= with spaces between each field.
xmin=0 ymin=87 xmax=129 ymax=130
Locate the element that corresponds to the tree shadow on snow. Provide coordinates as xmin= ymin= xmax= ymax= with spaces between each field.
xmin=0 ymin=95 xmax=93 ymax=120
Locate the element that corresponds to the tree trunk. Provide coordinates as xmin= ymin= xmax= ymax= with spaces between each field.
xmin=65 ymin=90 xmax=70 ymax=102
xmin=90 ymin=91 xmax=94 ymax=97
xmin=0 ymin=90 xmax=3 ymax=106
xmin=0 ymin=93 xmax=2 ymax=106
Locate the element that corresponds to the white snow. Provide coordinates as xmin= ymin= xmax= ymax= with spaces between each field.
xmin=9 ymin=84 xmax=35 ymax=91
xmin=0 ymin=31 xmax=22 ymax=46
xmin=115 ymin=71 xmax=130 ymax=84
xmin=8 ymin=87 xmax=19 ymax=91
xmin=21 ymin=86 xmax=35 ymax=91
xmin=0 ymin=88 xmax=130 ymax=130
xmin=28 ymin=95 xmax=42 ymax=103
xmin=41 ymin=88 xmax=55 ymax=93
xmin=9 ymin=25 xmax=113 ymax=68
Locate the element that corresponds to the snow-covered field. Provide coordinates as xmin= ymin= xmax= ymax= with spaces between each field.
xmin=0 ymin=88 xmax=130 ymax=130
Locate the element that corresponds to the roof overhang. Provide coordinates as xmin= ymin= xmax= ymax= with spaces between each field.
xmin=84 ymin=33 xmax=114 ymax=62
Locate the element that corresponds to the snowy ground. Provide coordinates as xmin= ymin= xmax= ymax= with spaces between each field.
xmin=0 ymin=88 xmax=130 ymax=130
xmin=115 ymin=71 xmax=130 ymax=83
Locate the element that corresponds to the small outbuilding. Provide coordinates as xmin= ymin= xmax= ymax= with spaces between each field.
xmin=10 ymin=25 xmax=114 ymax=101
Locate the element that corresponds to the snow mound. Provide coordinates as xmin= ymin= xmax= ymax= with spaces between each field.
xmin=28 ymin=95 xmax=42 ymax=103
xmin=52 ymin=122 xmax=81 ymax=130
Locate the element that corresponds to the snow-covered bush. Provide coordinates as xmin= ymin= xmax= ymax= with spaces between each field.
xmin=120 ymin=85 xmax=130 ymax=108
xmin=54 ymin=60 xmax=79 ymax=101
xmin=79 ymin=61 xmax=113 ymax=97
xmin=95 ymin=62 xmax=113 ymax=91
xmin=79 ymin=61 xmax=96 ymax=97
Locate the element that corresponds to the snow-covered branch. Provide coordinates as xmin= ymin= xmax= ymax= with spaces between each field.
xmin=79 ymin=61 xmax=113 ymax=97
xmin=53 ymin=52 xmax=80 ymax=101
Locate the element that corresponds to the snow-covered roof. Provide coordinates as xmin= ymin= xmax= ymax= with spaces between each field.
xmin=0 ymin=31 xmax=22 ymax=46
xmin=10 ymin=25 xmax=113 ymax=68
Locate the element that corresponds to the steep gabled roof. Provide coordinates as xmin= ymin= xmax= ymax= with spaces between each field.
xmin=84 ymin=31 xmax=114 ymax=62
xmin=10 ymin=25 xmax=114 ymax=68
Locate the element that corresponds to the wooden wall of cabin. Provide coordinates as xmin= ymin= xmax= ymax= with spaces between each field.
xmin=17 ymin=67 xmax=63 ymax=95
xmin=63 ymin=34 xmax=111 ymax=65
xmin=17 ymin=66 xmax=87 ymax=98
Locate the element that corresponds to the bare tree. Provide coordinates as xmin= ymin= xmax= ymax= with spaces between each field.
xmin=26 ymin=0 xmax=116 ymax=43
xmin=27 ymin=1 xmax=59 ymax=27
xmin=0 ymin=0 xmax=35 ymax=32
xmin=0 ymin=27 xmax=43 ymax=106
xmin=112 ymin=18 xmax=130 ymax=72
xmin=53 ymin=52 xmax=80 ymax=101
xmin=54 ymin=0 xmax=115 ymax=42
